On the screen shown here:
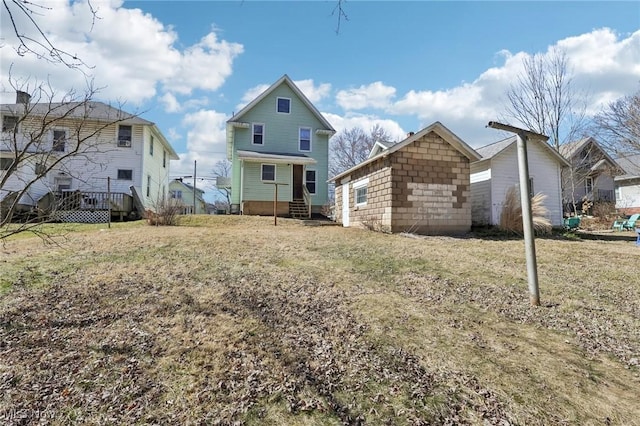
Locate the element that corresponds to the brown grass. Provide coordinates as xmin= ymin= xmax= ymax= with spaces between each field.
xmin=1 ymin=216 xmax=639 ymax=425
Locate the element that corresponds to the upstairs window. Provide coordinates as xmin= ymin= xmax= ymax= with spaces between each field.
xmin=299 ymin=127 xmax=311 ymax=152
xmin=146 ymin=174 xmax=151 ymax=197
xmin=252 ymin=123 xmax=264 ymax=145
xmin=261 ymin=164 xmax=276 ymax=181
xmin=35 ymin=163 xmax=46 ymax=176
xmin=150 ymin=135 xmax=154 ymax=156
xmin=117 ymin=169 xmax=133 ymax=180
xmin=2 ymin=115 xmax=18 ymax=132
xmin=163 ymin=150 xmax=167 ymax=168
xmin=305 ymin=170 xmax=316 ymax=194
xmin=118 ymin=125 xmax=132 ymax=147
xmin=52 ymin=129 xmax=66 ymax=152
xmin=171 ymin=190 xmax=183 ymax=199
xmin=0 ymin=158 xmax=13 ymax=170
xmin=276 ymin=97 xmax=291 ymax=114
xmin=585 ymin=176 xmax=594 ymax=194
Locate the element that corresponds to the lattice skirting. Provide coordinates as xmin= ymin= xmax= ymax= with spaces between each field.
xmin=53 ymin=210 xmax=109 ymax=223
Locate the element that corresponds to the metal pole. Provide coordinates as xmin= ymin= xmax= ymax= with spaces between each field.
xmin=515 ymin=133 xmax=540 ymax=306
xmin=107 ymin=176 xmax=111 ymax=229
xmin=193 ymin=160 xmax=197 ymax=215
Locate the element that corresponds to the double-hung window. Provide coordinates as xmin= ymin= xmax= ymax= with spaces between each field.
xmin=118 ymin=125 xmax=132 ymax=147
xmin=354 ymin=178 xmax=369 ymax=206
xmin=305 ymin=170 xmax=316 ymax=194
xmin=52 ymin=129 xmax=66 ymax=152
xmin=276 ymin=97 xmax=291 ymax=114
xmin=299 ymin=127 xmax=311 ymax=152
xmin=172 ymin=190 xmax=182 ymax=199
xmin=261 ymin=164 xmax=276 ymax=181
xmin=252 ymin=123 xmax=264 ymax=145
xmin=0 ymin=158 xmax=14 ymax=170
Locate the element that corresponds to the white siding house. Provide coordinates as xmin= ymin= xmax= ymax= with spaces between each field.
xmin=1 ymin=94 xmax=179 ymax=220
xmin=470 ymin=136 xmax=569 ymax=227
xmin=614 ymin=154 xmax=640 ymax=215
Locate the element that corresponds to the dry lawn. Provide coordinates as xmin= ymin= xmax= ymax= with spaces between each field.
xmin=1 ymin=216 xmax=639 ymax=425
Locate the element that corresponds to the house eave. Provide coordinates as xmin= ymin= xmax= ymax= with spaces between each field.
xmin=237 ymin=150 xmax=317 ymax=165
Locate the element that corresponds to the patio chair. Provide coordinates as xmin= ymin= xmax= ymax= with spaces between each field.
xmin=622 ymin=213 xmax=640 ymax=231
xmin=612 ymin=218 xmax=626 ymax=231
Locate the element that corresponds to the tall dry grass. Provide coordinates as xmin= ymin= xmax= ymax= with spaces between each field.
xmin=499 ymin=185 xmax=552 ymax=235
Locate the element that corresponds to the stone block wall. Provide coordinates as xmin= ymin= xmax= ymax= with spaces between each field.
xmin=388 ymin=132 xmax=471 ymax=234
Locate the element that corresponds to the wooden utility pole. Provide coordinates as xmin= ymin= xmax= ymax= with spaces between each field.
xmin=488 ymin=121 xmax=547 ymax=306
xmin=264 ymin=182 xmax=288 ymax=226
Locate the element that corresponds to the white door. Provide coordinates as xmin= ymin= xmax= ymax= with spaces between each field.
xmin=342 ymin=183 xmax=350 ymax=227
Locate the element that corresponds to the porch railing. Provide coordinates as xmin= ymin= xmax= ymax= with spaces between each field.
xmin=302 ymin=186 xmax=311 ymax=218
xmin=53 ymin=190 xmax=130 ymax=211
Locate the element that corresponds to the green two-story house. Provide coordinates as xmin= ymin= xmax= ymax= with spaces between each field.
xmin=226 ymin=75 xmax=335 ymax=216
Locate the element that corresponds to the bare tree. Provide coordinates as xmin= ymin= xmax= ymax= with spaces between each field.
xmin=2 ymin=0 xmax=97 ymax=70
xmin=1 ymin=77 xmax=134 ymax=240
xmin=329 ymin=124 xmax=393 ymax=177
xmin=592 ymin=89 xmax=640 ymax=156
xmin=503 ymin=48 xmax=587 ymax=151
xmin=212 ymin=159 xmax=231 ymax=212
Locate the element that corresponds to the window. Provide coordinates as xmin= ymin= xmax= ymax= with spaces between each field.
xmin=163 ymin=150 xmax=167 ymax=168
xmin=252 ymin=123 xmax=264 ymax=145
xmin=276 ymin=97 xmax=291 ymax=114
xmin=354 ymin=178 xmax=369 ymax=206
xmin=171 ymin=190 xmax=183 ymax=199
xmin=1 ymin=158 xmax=13 ymax=170
xmin=585 ymin=176 xmax=594 ymax=193
xmin=146 ymin=175 xmax=151 ymax=197
xmin=52 ymin=129 xmax=66 ymax=152
xmin=2 ymin=115 xmax=18 ymax=132
xmin=118 ymin=125 xmax=132 ymax=147
xmin=117 ymin=169 xmax=133 ymax=180
xmin=150 ymin=135 xmax=154 ymax=156
xmin=299 ymin=127 xmax=311 ymax=152
xmin=35 ymin=163 xmax=46 ymax=176
xmin=305 ymin=170 xmax=316 ymax=194
xmin=261 ymin=164 xmax=276 ymax=181
xmin=529 ymin=177 xmax=534 ymax=198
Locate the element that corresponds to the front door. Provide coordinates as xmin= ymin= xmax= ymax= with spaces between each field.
xmin=342 ymin=183 xmax=350 ymax=227
xmin=293 ymin=164 xmax=303 ymax=199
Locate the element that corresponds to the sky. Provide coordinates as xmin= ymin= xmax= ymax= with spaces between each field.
xmin=1 ymin=0 xmax=639 ymax=201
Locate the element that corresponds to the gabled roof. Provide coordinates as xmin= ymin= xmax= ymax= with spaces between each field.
xmin=558 ymin=137 xmax=618 ymax=169
xmin=227 ymin=74 xmax=335 ymax=132
xmin=475 ymin=135 xmax=570 ymax=167
xmin=614 ymin=153 xmax=640 ymax=181
xmin=1 ymin=100 xmax=179 ymax=160
xmin=170 ymin=179 xmax=205 ymax=195
xmin=368 ymin=139 xmax=397 ymax=159
xmin=330 ymin=121 xmax=480 ymax=182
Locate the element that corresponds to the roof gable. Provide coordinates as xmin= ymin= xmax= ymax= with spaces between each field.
xmin=228 ymin=74 xmax=335 ymax=132
xmin=475 ymin=135 xmax=570 ymax=167
xmin=559 ymin=137 xmax=618 ymax=169
xmin=330 ymin=121 xmax=480 ymax=182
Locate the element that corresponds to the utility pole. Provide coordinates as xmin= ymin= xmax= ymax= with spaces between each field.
xmin=487 ymin=121 xmax=546 ymax=306
xmin=193 ymin=160 xmax=197 ymax=215
xmin=107 ymin=176 xmax=111 ymax=229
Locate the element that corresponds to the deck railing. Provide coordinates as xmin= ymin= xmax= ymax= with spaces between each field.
xmin=54 ymin=190 xmax=130 ymax=211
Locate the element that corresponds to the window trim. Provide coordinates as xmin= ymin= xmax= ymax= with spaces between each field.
xmin=305 ymin=169 xmax=316 ymax=195
xmin=117 ymin=169 xmax=133 ymax=180
xmin=276 ymin=97 xmax=291 ymax=114
xmin=52 ymin=128 xmax=67 ymax=152
xmin=261 ymin=163 xmax=276 ymax=182
xmin=118 ymin=124 xmax=133 ymax=148
xmin=2 ymin=115 xmax=19 ymax=133
xmin=353 ymin=178 xmax=369 ymax=207
xmin=252 ymin=123 xmax=265 ymax=146
xmin=299 ymin=127 xmax=312 ymax=152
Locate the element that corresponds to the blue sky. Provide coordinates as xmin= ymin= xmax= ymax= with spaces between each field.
xmin=1 ymin=1 xmax=639 ymax=201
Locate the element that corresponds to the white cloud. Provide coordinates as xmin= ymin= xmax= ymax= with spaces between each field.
xmin=160 ymin=93 xmax=181 ymax=113
xmin=0 ymin=0 xmax=242 ymax=104
xmin=236 ymin=83 xmax=270 ymax=111
xmin=323 ymin=112 xmax=407 ymax=142
xmin=172 ymin=109 xmax=228 ymax=178
xmin=336 ymin=81 xmax=396 ymax=110
xmin=294 ymin=79 xmax=331 ymax=103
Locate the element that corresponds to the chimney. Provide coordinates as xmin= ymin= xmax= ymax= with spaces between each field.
xmin=407 ymin=132 xmax=415 ymax=137
xmin=16 ymin=91 xmax=31 ymax=105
